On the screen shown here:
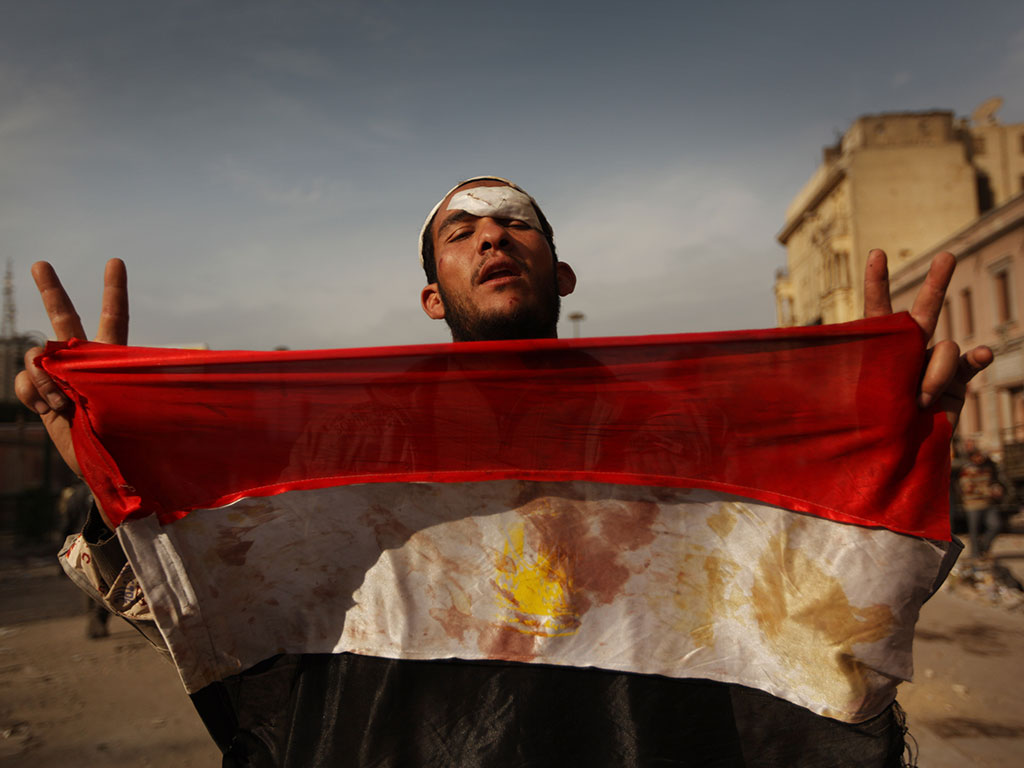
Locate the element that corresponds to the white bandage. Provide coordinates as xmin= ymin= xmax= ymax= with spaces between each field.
xmin=446 ymin=186 xmax=542 ymax=232
xmin=419 ymin=176 xmax=543 ymax=265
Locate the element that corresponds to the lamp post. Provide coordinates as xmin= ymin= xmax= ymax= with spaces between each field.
xmin=568 ymin=311 xmax=585 ymax=338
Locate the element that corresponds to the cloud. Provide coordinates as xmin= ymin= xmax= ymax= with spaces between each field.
xmin=1003 ymin=26 xmax=1024 ymax=79
xmin=890 ymin=71 xmax=912 ymax=89
xmin=0 ymin=88 xmax=58 ymax=142
xmin=211 ymin=156 xmax=359 ymax=211
xmin=248 ymin=46 xmax=338 ymax=81
xmin=548 ymin=162 xmax=779 ymax=336
xmin=365 ymin=118 xmax=416 ymax=145
xmin=0 ymin=62 xmax=82 ymax=163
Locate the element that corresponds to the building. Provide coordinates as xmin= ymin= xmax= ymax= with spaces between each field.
xmin=775 ymin=99 xmax=1024 ymax=328
xmin=890 ymin=191 xmax=1024 ymax=459
xmin=969 ymin=97 xmax=1024 ymax=209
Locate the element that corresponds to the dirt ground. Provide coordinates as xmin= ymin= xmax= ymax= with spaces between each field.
xmin=0 ymin=556 xmax=218 ymax=767
xmin=896 ymin=532 xmax=1024 ymax=767
xmin=2 ymin=537 xmax=1024 ymax=767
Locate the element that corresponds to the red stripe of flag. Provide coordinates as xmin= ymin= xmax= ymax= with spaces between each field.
xmin=39 ymin=312 xmax=950 ymax=539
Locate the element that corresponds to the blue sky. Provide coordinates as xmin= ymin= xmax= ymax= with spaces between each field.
xmin=4 ymin=0 xmax=1024 ymax=349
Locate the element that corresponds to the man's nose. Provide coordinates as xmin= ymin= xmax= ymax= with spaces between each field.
xmin=477 ymin=218 xmax=509 ymax=252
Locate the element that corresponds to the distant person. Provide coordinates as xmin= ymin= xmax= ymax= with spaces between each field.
xmin=957 ymin=447 xmax=1006 ymax=559
xmin=949 ymin=437 xmax=967 ymax=533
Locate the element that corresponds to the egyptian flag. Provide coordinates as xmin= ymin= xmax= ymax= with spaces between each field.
xmin=42 ymin=314 xmax=955 ymax=761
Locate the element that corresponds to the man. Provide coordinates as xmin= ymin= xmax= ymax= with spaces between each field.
xmin=957 ymin=446 xmax=1006 ymax=559
xmin=16 ymin=176 xmax=993 ymax=766
xmin=418 ymin=177 xmax=575 ymax=342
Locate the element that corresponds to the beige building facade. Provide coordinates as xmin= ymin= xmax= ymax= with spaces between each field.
xmin=775 ymin=100 xmax=1024 ymax=328
xmin=969 ymin=97 xmax=1024 ymax=210
xmin=890 ymin=192 xmax=1024 ymax=459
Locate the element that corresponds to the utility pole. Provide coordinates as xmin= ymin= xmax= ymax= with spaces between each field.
xmin=2 ymin=259 xmax=15 ymax=339
xmin=568 ymin=311 xmax=585 ymax=338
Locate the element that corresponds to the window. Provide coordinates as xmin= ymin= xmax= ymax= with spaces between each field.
xmin=1010 ymin=386 xmax=1024 ymax=442
xmin=942 ymin=299 xmax=953 ymax=341
xmin=977 ymin=172 xmax=994 ymax=212
xmin=995 ymin=269 xmax=1013 ymax=324
xmin=829 ymin=252 xmax=849 ymax=291
xmin=961 ymin=288 xmax=974 ymax=336
xmin=970 ymin=391 xmax=983 ymax=434
xmin=973 ymin=135 xmax=987 ymax=155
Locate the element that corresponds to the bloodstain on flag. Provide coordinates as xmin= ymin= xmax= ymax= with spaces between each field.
xmin=689 ymin=553 xmax=738 ymax=648
xmin=706 ymin=504 xmax=740 ymax=539
xmin=749 ymin=524 xmax=897 ymax=718
xmin=429 ymin=588 xmax=483 ymax=643
xmin=479 ymin=622 xmax=538 ymax=662
xmin=519 ymin=495 xmax=658 ymax=607
xmin=42 ymin=317 xmax=960 ymax=722
xmin=214 ymin=527 xmax=255 ymax=567
xmin=598 ymin=499 xmax=660 ymax=551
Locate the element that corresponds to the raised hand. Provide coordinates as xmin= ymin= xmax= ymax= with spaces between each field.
xmin=13 ymin=259 xmax=129 ymax=482
xmin=863 ymin=249 xmax=992 ymax=428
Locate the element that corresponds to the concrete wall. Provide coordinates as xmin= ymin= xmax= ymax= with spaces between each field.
xmin=847 ymin=142 xmax=977 ymax=269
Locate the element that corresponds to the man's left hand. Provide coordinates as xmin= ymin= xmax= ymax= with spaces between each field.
xmin=863 ymin=249 xmax=993 ymax=429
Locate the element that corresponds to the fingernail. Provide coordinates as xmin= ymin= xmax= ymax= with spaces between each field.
xmin=33 ymin=401 xmax=51 ymax=415
xmin=918 ymin=393 xmax=933 ymax=409
xmin=47 ymin=392 xmax=67 ymax=411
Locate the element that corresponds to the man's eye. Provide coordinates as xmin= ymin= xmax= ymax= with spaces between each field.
xmin=507 ymin=220 xmax=530 ymax=229
xmin=448 ymin=229 xmax=471 ymax=242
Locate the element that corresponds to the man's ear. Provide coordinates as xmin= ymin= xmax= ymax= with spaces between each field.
xmin=421 ymin=283 xmax=446 ymax=319
xmin=556 ymin=262 xmax=577 ymax=297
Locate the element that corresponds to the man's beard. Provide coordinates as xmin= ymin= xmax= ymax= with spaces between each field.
xmin=438 ymin=277 xmax=561 ymax=342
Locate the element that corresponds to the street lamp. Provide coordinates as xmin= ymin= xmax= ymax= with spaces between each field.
xmin=568 ymin=311 xmax=585 ymax=338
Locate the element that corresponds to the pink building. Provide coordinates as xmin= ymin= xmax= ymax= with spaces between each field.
xmin=890 ymin=191 xmax=1024 ymax=461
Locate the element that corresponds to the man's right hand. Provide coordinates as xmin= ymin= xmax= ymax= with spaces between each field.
xmin=13 ymin=259 xmax=129 ymax=486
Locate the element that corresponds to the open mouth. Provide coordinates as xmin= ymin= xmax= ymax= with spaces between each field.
xmin=478 ymin=260 xmax=523 ymax=284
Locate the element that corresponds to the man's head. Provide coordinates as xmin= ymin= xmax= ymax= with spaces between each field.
xmin=420 ymin=177 xmax=576 ymax=342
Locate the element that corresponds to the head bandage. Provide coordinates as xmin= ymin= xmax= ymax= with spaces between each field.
xmin=419 ymin=176 xmax=545 ymax=265
xmin=447 ymin=186 xmax=542 ymax=232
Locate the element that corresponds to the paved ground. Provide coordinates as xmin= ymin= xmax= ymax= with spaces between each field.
xmin=1 ymin=535 xmax=1023 ymax=767
xmin=0 ymin=557 xmax=218 ymax=767
xmin=897 ymin=532 xmax=1024 ymax=767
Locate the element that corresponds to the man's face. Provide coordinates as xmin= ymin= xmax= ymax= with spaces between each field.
xmin=421 ymin=180 xmax=575 ymax=342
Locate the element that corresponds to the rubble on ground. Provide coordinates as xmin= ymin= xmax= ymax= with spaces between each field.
xmin=944 ymin=558 xmax=1024 ymax=610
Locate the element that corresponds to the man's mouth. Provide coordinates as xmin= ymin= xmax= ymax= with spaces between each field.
xmin=477 ymin=259 xmax=523 ymax=285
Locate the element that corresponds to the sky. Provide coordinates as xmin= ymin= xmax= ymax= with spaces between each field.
xmin=3 ymin=0 xmax=1024 ymax=350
